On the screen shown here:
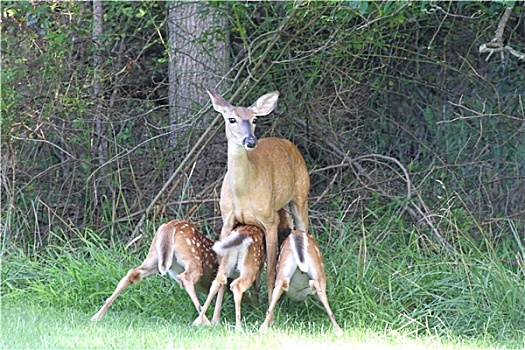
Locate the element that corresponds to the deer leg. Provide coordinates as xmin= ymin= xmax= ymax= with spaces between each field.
xmin=219 ymin=218 xmax=235 ymax=240
xmin=193 ymin=257 xmax=229 ymax=327
xmin=177 ymin=267 xmax=211 ymax=325
xmin=310 ymin=280 xmax=343 ymax=337
xmin=259 ymin=278 xmax=288 ymax=332
xmin=249 ymin=267 xmax=262 ymax=306
xmin=211 ymin=283 xmax=226 ymax=325
xmin=210 ymin=253 xmax=230 ymax=325
xmin=230 ymin=279 xmax=244 ymax=331
xmin=264 ymin=224 xmax=278 ymax=304
xmin=91 ymin=259 xmax=158 ymax=322
xmin=230 ymin=271 xmax=258 ymax=331
xmin=192 ymin=279 xmax=220 ymax=326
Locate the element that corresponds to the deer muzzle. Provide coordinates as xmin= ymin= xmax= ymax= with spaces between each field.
xmin=242 ymin=135 xmax=258 ymax=149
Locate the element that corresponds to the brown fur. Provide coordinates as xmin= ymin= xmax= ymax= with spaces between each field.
xmin=207 ymin=88 xmax=310 ymax=303
xmin=259 ymin=230 xmax=343 ymax=337
xmin=193 ymin=224 xmax=265 ymax=330
xmin=91 ymin=220 xmax=218 ymax=322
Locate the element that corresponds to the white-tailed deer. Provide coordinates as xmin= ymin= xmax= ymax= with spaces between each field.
xmin=193 ymin=224 xmax=265 ymax=331
xmin=259 ymin=230 xmax=343 ymax=337
xmin=206 ymin=88 xmax=310 ymax=302
xmin=91 ymin=219 xmax=218 ymax=323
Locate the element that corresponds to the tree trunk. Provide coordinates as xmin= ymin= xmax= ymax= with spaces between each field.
xmin=92 ymin=0 xmax=107 ymax=191
xmin=167 ymin=1 xmax=229 ymax=152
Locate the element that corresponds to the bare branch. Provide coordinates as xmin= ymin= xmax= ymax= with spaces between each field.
xmin=479 ymin=7 xmax=524 ymax=62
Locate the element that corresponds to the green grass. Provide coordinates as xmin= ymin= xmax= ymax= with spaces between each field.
xmin=1 ymin=218 xmax=524 ymax=349
xmin=1 ymin=298 xmax=512 ymax=350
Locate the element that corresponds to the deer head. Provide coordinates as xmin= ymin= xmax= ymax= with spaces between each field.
xmin=206 ymin=88 xmax=279 ymax=150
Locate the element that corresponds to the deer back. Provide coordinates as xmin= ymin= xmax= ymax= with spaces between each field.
xmin=212 ymin=224 xmax=265 ymax=277
xmin=156 ymin=220 xmax=218 ymax=291
xmin=280 ymin=230 xmax=327 ymax=301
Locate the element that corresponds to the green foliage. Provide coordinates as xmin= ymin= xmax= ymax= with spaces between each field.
xmin=2 ymin=0 xmax=175 ymax=244
xmin=6 ymin=302 xmax=501 ymax=350
xmin=3 ymin=3 xmax=524 ymax=348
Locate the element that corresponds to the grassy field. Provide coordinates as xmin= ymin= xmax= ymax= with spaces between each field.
xmin=2 ymin=217 xmax=524 ymax=349
xmin=1 ymin=301 xmax=508 ymax=350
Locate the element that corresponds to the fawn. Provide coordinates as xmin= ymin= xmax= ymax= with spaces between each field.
xmin=259 ymin=229 xmax=343 ymax=337
xmin=91 ymin=219 xmax=218 ymax=323
xmin=193 ymin=224 xmax=265 ymax=331
xmin=193 ymin=208 xmax=294 ymax=330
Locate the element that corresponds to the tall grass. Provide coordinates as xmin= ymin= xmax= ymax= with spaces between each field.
xmin=1 ymin=208 xmax=524 ymax=349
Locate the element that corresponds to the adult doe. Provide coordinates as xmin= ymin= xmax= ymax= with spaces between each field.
xmin=206 ymin=88 xmax=310 ymax=301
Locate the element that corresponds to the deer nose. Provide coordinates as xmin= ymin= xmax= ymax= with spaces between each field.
xmin=243 ymin=135 xmax=258 ymax=149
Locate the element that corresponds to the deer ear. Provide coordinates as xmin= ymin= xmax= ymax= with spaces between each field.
xmin=248 ymin=91 xmax=279 ymax=116
xmin=206 ymin=88 xmax=233 ymax=115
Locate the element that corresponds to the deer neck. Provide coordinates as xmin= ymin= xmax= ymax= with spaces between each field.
xmin=227 ymin=141 xmax=256 ymax=192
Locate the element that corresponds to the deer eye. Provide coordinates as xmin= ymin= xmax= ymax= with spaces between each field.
xmin=228 ymin=118 xmax=236 ymax=124
xmin=252 ymin=118 xmax=257 ymax=125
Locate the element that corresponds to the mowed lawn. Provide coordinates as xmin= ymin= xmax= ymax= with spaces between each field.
xmin=1 ymin=300 xmax=504 ymax=350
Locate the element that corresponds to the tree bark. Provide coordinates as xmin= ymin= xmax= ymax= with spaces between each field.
xmin=167 ymin=1 xmax=229 ymax=151
xmin=92 ymin=0 xmax=107 ymax=189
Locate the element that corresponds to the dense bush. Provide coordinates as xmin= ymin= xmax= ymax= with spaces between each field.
xmin=2 ymin=1 xmax=524 ymax=254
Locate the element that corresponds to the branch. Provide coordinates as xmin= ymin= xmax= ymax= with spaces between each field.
xmin=295 ymin=118 xmax=452 ymax=250
xmin=479 ymin=7 xmax=524 ymax=62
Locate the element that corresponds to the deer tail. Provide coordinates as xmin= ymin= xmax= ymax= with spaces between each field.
xmin=291 ymin=231 xmax=309 ymax=273
xmin=213 ymin=231 xmax=253 ymax=256
xmin=156 ymin=223 xmax=175 ymax=275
